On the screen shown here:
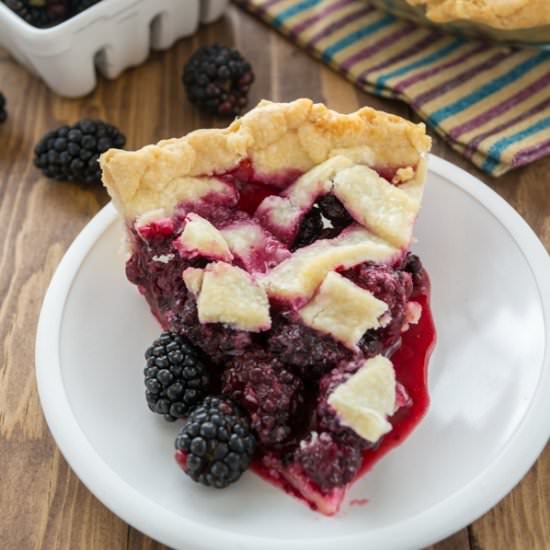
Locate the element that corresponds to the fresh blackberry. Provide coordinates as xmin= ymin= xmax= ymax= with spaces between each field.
xmin=295 ymin=432 xmax=362 ymax=491
xmin=222 ymin=351 xmax=303 ymax=447
xmin=291 ymin=206 xmax=323 ymax=250
xmin=0 ymin=93 xmax=6 ymax=124
xmin=3 ymin=0 xmax=69 ymax=28
xmin=34 ymin=119 xmax=125 ymax=184
xmin=144 ymin=332 xmax=211 ymax=421
xmin=175 ymin=396 xmax=256 ymax=488
xmin=268 ymin=315 xmax=352 ymax=380
xmin=182 ymin=44 xmax=254 ymax=117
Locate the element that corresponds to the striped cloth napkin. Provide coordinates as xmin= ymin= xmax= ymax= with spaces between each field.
xmin=234 ymin=0 xmax=550 ymax=176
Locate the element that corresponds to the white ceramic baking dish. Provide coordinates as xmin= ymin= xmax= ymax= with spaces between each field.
xmin=0 ymin=0 xmax=229 ymax=97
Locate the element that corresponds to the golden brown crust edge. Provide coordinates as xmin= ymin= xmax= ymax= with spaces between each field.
xmin=407 ymin=0 xmax=550 ymax=30
xmin=100 ymin=99 xmax=431 ymax=220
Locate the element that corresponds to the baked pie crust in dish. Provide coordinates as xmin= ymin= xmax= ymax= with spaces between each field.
xmin=407 ymin=0 xmax=550 ymax=30
xmin=368 ymin=0 xmax=550 ymax=44
xmin=100 ymin=99 xmax=436 ymax=516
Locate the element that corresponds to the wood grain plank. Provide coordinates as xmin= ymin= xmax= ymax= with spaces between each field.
xmin=0 ymin=66 xmax=128 ymax=550
xmin=425 ymin=530 xmax=470 ymax=550
xmin=127 ymin=529 xmax=170 ymax=550
xmin=468 ymin=444 xmax=550 ymax=550
xmin=0 ymin=4 xmax=548 ymax=550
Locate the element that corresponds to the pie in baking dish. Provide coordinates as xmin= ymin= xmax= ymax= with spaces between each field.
xmin=406 ymin=0 xmax=550 ymax=30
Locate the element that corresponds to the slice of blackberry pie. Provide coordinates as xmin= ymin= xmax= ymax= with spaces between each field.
xmin=100 ymin=99 xmax=436 ymax=515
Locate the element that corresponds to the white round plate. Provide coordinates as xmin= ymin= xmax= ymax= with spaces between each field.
xmin=36 ymin=155 xmax=550 ymax=550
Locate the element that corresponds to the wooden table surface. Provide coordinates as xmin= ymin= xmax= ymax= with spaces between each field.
xmin=1 ymin=4 xmax=548 ymax=550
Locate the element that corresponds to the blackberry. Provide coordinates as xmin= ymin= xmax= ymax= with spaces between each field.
xmin=317 ymin=195 xmax=353 ymax=229
xmin=182 ymin=44 xmax=254 ymax=117
xmin=295 ymin=432 xmax=362 ymax=491
xmin=175 ymin=396 xmax=256 ymax=488
xmin=175 ymin=295 xmax=254 ymax=364
xmin=402 ymin=252 xmax=427 ymax=296
xmin=268 ymin=315 xmax=352 ymax=380
xmin=144 ymin=332 xmax=211 ymax=421
xmin=222 ymin=351 xmax=303 ymax=447
xmin=0 ymin=93 xmax=6 ymax=124
xmin=125 ymin=223 xmax=191 ymax=329
xmin=34 ymin=119 xmax=125 ymax=184
xmin=343 ymin=263 xmax=413 ymax=356
xmin=3 ymin=0 xmax=69 ymax=28
xmin=291 ymin=206 xmax=323 ymax=250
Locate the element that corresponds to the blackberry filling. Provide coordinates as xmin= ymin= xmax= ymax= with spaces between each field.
xmin=402 ymin=252 xmax=428 ymax=297
xmin=124 ymin=169 xmax=428 ymax=463
xmin=295 ymin=432 xmax=362 ymax=491
xmin=126 ymin=226 xmax=189 ymax=325
xmin=267 ymin=314 xmax=353 ymax=380
xmin=175 ymin=295 xmax=255 ymax=364
xmin=222 ymin=351 xmax=304 ymax=448
xmin=291 ymin=206 xmax=323 ymax=250
xmin=343 ymin=262 xmax=414 ymax=355
xmin=317 ymin=195 xmax=354 ymax=229
xmin=291 ymin=196 xmax=354 ymax=251
xmin=102 ymin=99 xmax=436 ymax=515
